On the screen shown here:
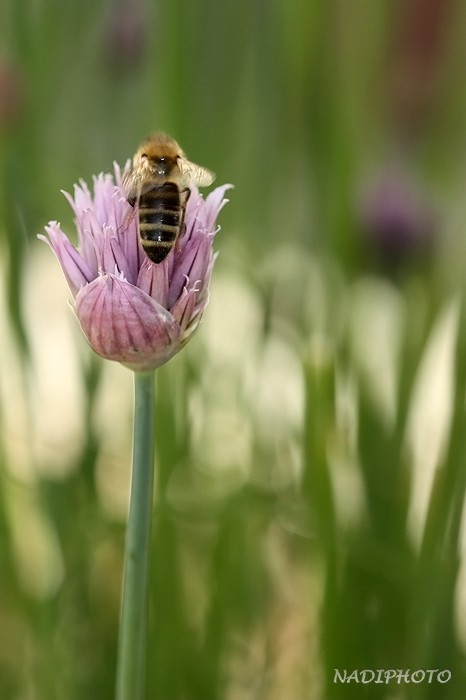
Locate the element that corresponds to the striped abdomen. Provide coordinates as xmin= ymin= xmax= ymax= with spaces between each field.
xmin=138 ymin=182 xmax=185 ymax=263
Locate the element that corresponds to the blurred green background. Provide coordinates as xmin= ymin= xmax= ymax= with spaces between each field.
xmin=2 ymin=0 xmax=466 ymax=698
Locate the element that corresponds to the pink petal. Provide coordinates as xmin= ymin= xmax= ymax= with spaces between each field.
xmin=92 ymin=173 xmax=119 ymax=227
xmin=137 ymin=256 xmax=169 ymax=307
xmin=183 ymin=188 xmax=204 ymax=245
xmin=168 ymin=236 xmax=212 ymax=309
xmin=75 ymin=275 xmax=182 ymax=372
xmin=100 ymin=227 xmax=136 ymax=283
xmin=72 ymin=180 xmax=93 ymax=216
xmin=114 ymin=199 xmax=143 ymax=278
xmin=39 ymin=223 xmax=94 ymax=296
xmin=171 ymin=288 xmax=197 ymax=331
xmin=199 ymin=184 xmax=233 ymax=232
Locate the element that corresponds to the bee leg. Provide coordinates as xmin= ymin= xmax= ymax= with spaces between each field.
xmin=117 ymin=200 xmax=138 ymax=236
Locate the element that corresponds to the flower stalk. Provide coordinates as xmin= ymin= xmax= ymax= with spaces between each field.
xmin=116 ymin=371 xmax=155 ymax=700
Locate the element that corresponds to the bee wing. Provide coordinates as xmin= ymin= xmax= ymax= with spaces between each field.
xmin=122 ymin=169 xmax=156 ymax=204
xmin=121 ymin=168 xmax=139 ymax=202
xmin=178 ymin=158 xmax=215 ymax=188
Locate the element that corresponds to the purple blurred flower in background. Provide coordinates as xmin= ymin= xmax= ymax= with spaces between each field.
xmin=104 ymin=0 xmax=148 ymax=70
xmin=358 ymin=168 xmax=437 ymax=267
xmin=39 ymin=165 xmax=231 ymax=371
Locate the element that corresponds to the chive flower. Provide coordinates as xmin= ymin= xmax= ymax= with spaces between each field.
xmin=39 ymin=164 xmax=231 ymax=371
xmin=359 ymin=168 xmax=436 ymax=267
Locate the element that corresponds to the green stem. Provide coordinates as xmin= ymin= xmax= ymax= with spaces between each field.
xmin=115 ymin=371 xmax=155 ymax=700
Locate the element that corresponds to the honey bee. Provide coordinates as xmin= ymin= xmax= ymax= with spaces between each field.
xmin=123 ymin=132 xmax=215 ymax=263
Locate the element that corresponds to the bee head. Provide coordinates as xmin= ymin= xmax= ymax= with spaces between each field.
xmin=135 ymin=132 xmax=183 ymax=178
xmin=138 ymin=152 xmax=177 ymax=176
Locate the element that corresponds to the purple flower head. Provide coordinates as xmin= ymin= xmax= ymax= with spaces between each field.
xmin=39 ymin=163 xmax=232 ymax=372
xmin=358 ymin=168 xmax=437 ymax=267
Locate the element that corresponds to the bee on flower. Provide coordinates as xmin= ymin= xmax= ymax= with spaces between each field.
xmin=39 ymin=151 xmax=232 ymax=372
